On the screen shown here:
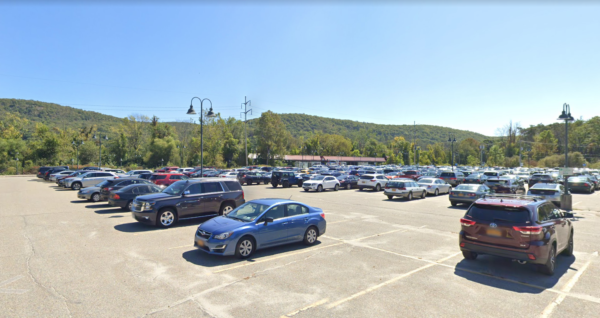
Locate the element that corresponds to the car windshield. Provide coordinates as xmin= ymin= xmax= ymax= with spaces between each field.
xmin=455 ymin=185 xmax=479 ymax=191
xmin=531 ymin=183 xmax=558 ymax=189
xmin=150 ymin=175 xmax=167 ymax=180
xmin=311 ymin=176 xmax=325 ymax=180
xmin=440 ymin=172 xmax=455 ymax=177
xmin=162 ymin=181 xmax=187 ymax=195
xmin=226 ymin=202 xmax=270 ymax=222
xmin=387 ymin=182 xmax=405 ymax=187
xmin=96 ymin=180 xmax=111 ymax=187
xmin=418 ymin=179 xmax=434 ymax=184
xmin=568 ymin=177 xmax=586 ymax=182
xmin=467 ymin=174 xmax=481 ymax=178
xmin=483 ymin=172 xmax=498 ymax=176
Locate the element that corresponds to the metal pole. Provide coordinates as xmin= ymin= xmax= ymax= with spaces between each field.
xmin=413 ymin=121 xmax=416 ymax=167
xmin=201 ymin=107 xmax=204 ymax=177
xmin=98 ymin=138 xmax=101 ymax=169
xmin=241 ymin=96 xmax=252 ymax=167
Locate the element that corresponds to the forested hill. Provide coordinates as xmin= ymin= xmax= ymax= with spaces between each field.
xmin=1 ymin=99 xmax=489 ymax=144
xmin=0 ymin=98 xmax=122 ymax=136
xmin=251 ymin=113 xmax=489 ymax=144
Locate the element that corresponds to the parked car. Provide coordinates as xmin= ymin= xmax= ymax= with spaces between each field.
xmin=58 ymin=170 xmax=87 ymax=186
xmin=459 ymin=195 xmax=574 ymax=275
xmin=529 ymin=174 xmax=557 ymax=188
xmin=193 ymin=199 xmax=326 ymax=258
xmin=108 ymin=183 xmax=163 ymax=211
xmin=397 ymin=170 xmax=421 ymax=181
xmin=99 ymin=178 xmax=154 ymax=201
xmin=485 ymin=177 xmax=524 ymax=194
xmin=516 ymin=172 xmax=531 ymax=183
xmin=439 ymin=171 xmax=465 ymax=186
xmin=37 ymin=166 xmax=54 ymax=178
xmin=567 ymin=176 xmax=595 ymax=194
xmin=384 ymin=180 xmax=427 ymax=200
xmin=156 ymin=166 xmax=179 ymax=173
xmin=64 ymin=171 xmax=117 ymax=190
xmin=449 ymin=184 xmax=492 ymax=207
xmin=125 ymin=170 xmax=153 ymax=177
xmin=245 ymin=172 xmax=268 ymax=185
xmin=49 ymin=170 xmax=74 ymax=182
xmin=337 ymin=175 xmax=360 ymax=190
xmin=271 ymin=171 xmax=302 ymax=188
xmin=582 ymin=174 xmax=600 ymax=190
xmin=302 ymin=175 xmax=340 ymax=192
xmin=417 ymin=178 xmax=452 ymax=196
xmin=131 ymin=179 xmax=245 ymax=228
xmin=149 ymin=173 xmax=188 ymax=188
xmin=358 ymin=174 xmax=388 ymax=191
xmin=527 ymin=183 xmax=564 ymax=206
xmin=464 ymin=173 xmax=488 ymax=184
xmin=137 ymin=173 xmax=153 ymax=180
xmin=44 ymin=167 xmax=69 ymax=180
xmin=77 ymin=185 xmax=103 ymax=202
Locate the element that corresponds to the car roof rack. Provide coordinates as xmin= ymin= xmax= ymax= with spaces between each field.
xmin=481 ymin=193 xmax=544 ymax=202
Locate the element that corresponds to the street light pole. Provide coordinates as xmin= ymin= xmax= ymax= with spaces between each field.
xmin=479 ymin=145 xmax=484 ymax=168
xmin=558 ymin=103 xmax=574 ymax=209
xmin=15 ymin=152 xmax=19 ymax=175
xmin=448 ymin=134 xmax=457 ymax=171
xmin=187 ymin=97 xmax=216 ymax=177
xmin=93 ymin=134 xmax=108 ymax=169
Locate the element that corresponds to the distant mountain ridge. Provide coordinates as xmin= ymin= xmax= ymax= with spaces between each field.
xmin=0 ymin=98 xmax=489 ymax=144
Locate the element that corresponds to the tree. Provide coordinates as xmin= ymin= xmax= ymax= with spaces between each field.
xmin=533 ymin=130 xmax=558 ymax=160
xmin=487 ymin=145 xmax=505 ymax=167
xmin=255 ymin=111 xmax=290 ymax=165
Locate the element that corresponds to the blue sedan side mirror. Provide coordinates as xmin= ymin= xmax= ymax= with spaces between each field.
xmin=264 ymin=217 xmax=274 ymax=225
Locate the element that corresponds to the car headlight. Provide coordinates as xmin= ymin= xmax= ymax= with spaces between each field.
xmin=214 ymin=231 xmax=233 ymax=240
xmin=142 ymin=201 xmax=156 ymax=211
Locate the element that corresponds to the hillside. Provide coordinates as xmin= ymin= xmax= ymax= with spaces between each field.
xmin=1 ymin=99 xmax=490 ymax=145
xmin=247 ymin=113 xmax=489 ymax=145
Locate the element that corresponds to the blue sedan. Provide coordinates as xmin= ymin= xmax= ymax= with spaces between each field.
xmin=194 ymin=199 xmax=327 ymax=258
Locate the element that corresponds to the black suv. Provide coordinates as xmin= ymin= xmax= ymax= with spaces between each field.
xmin=99 ymin=178 xmax=154 ymax=201
xmin=131 ymin=179 xmax=245 ymax=228
xmin=459 ymin=195 xmax=574 ymax=275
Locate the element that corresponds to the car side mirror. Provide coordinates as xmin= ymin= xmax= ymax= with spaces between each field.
xmin=183 ymin=190 xmax=190 ymax=196
xmin=264 ymin=217 xmax=274 ymax=225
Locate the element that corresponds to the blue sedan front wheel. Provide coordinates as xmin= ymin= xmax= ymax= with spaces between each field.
xmin=235 ymin=236 xmax=255 ymax=259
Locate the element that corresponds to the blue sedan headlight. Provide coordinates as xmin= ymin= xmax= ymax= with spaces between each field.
xmin=214 ymin=231 xmax=233 ymax=240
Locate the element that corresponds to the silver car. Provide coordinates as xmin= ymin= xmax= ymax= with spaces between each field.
xmin=49 ymin=170 xmax=73 ymax=182
xmin=527 ymin=183 xmax=564 ymax=206
xmin=417 ymin=178 xmax=452 ymax=196
xmin=77 ymin=186 xmax=102 ymax=202
xmin=65 ymin=171 xmax=117 ymax=190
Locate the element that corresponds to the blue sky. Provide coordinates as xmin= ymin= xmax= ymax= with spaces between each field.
xmin=1 ymin=2 xmax=599 ymax=136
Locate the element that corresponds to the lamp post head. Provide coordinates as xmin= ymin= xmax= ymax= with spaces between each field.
xmin=186 ymin=104 xmax=197 ymax=115
xmin=206 ymin=107 xmax=216 ymax=118
xmin=558 ymin=110 xmax=568 ymax=120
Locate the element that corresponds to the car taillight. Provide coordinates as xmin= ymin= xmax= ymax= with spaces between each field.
xmin=243 ymin=175 xmax=246 ymax=178
xmin=320 ymin=213 xmax=325 ymax=219
xmin=114 ymin=194 xmax=120 ymax=200
xmin=513 ymin=226 xmax=543 ymax=235
xmin=460 ymin=218 xmax=476 ymax=227
xmin=427 ymin=186 xmax=432 ymax=189
xmin=477 ymin=180 xmax=480 ymax=182
xmin=103 ymin=188 xmax=108 ymax=191
xmin=450 ymin=178 xmax=456 ymax=180
xmin=468 ymin=193 xmax=476 ymax=197
xmin=371 ymin=179 xmax=376 ymax=182
xmin=384 ymin=186 xmax=389 ymax=189
xmin=108 ymin=187 xmax=114 ymax=191
xmin=450 ymin=191 xmax=454 ymax=195
xmin=584 ymin=183 xmax=590 ymax=187
xmin=398 ymin=187 xmax=406 ymax=190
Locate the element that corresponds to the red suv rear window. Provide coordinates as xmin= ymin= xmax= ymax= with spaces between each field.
xmin=150 ymin=175 xmax=167 ymax=180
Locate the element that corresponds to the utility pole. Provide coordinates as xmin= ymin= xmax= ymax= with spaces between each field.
xmin=479 ymin=145 xmax=484 ymax=168
xmin=519 ymin=140 xmax=523 ymax=168
xmin=241 ymin=96 xmax=252 ymax=167
xmin=413 ymin=121 xmax=417 ymax=168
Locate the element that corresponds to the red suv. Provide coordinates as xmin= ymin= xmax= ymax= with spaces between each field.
xmin=149 ymin=173 xmax=188 ymax=187
xmin=156 ymin=166 xmax=179 ymax=173
xmin=459 ymin=195 xmax=574 ymax=275
xmin=397 ymin=170 xmax=421 ymax=180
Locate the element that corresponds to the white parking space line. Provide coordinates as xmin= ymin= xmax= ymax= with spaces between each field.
xmin=573 ymin=202 xmax=581 ymax=206
xmin=168 ymin=244 xmax=193 ymax=250
xmin=327 ymin=252 xmax=460 ymax=309
xmin=540 ymin=252 xmax=597 ymax=318
xmin=281 ymin=298 xmax=329 ymax=317
xmin=213 ymin=242 xmax=345 ymax=274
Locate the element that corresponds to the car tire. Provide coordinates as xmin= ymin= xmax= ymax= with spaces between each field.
xmin=375 ymin=184 xmax=381 ymax=192
xmin=157 ymin=208 xmax=177 ymax=228
xmin=219 ymin=202 xmax=235 ymax=216
xmin=346 ymin=184 xmax=351 ymax=190
xmin=304 ymin=188 xmax=309 ymax=192
xmin=303 ymin=226 xmax=318 ymax=245
xmin=124 ymin=200 xmax=133 ymax=211
xmin=447 ymin=187 xmax=452 ymax=194
xmin=462 ymin=251 xmax=477 ymax=260
xmin=334 ymin=184 xmax=339 ymax=191
xmin=387 ymin=195 xmax=393 ymax=200
xmin=91 ymin=193 xmax=100 ymax=202
xmin=247 ymin=181 xmax=252 ymax=185
xmin=272 ymin=183 xmax=278 ymax=188
xmin=422 ymin=191 xmax=427 ymax=198
xmin=539 ymin=245 xmax=556 ymax=276
xmin=317 ymin=185 xmax=323 ymax=192
xmin=451 ymin=201 xmax=457 ymax=207
xmin=283 ymin=181 xmax=290 ymax=188
xmin=434 ymin=189 xmax=439 ymax=196
xmin=298 ymin=181 xmax=303 ymax=187
xmin=235 ymin=236 xmax=255 ymax=259
xmin=72 ymin=182 xmax=81 ymax=190
xmin=407 ymin=192 xmax=413 ymax=201
xmin=359 ymin=187 xmax=363 ymax=191
xmin=562 ymin=232 xmax=574 ymax=256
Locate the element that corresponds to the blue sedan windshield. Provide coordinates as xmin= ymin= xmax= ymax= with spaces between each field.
xmin=226 ymin=202 xmax=270 ymax=222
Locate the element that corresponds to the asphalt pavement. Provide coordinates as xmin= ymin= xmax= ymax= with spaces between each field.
xmin=1 ymin=177 xmax=599 ymax=317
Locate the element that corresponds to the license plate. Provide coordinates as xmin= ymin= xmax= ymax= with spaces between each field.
xmin=392 ymin=189 xmax=396 ymax=191
xmin=487 ymin=229 xmax=502 ymax=237
xmin=362 ymin=181 xmax=366 ymax=183
xmin=458 ymin=193 xmax=464 ymax=197
xmin=196 ymin=239 xmax=205 ymax=247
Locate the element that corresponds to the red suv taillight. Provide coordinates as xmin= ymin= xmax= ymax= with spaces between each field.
xmin=512 ymin=226 xmax=543 ymax=235
xmin=460 ymin=218 xmax=476 ymax=227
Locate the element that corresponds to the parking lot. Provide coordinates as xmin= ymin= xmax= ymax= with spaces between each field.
xmin=2 ymin=176 xmax=600 ymax=318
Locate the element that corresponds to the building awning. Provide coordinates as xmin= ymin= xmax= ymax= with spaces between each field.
xmin=283 ymin=155 xmax=385 ymax=163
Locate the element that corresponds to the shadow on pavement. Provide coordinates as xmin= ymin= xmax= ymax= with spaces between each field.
xmin=108 ymin=215 xmax=124 ymax=218
xmin=453 ymin=254 xmax=576 ymax=293
xmin=182 ymin=240 xmax=322 ymax=268
xmin=114 ymin=217 xmax=212 ymax=234
xmin=95 ymin=208 xmax=126 ymax=214
xmin=85 ymin=203 xmax=112 ymax=209
xmin=70 ymin=200 xmax=88 ymax=204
